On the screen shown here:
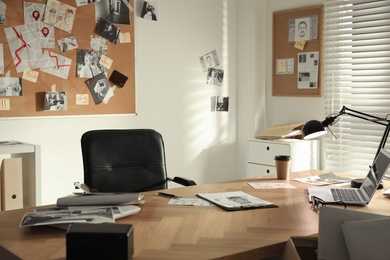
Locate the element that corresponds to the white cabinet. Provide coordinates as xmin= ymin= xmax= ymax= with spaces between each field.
xmin=246 ymin=139 xmax=319 ymax=177
xmin=0 ymin=142 xmax=41 ymax=208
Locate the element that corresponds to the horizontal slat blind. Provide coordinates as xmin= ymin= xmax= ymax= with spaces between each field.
xmin=324 ymin=0 xmax=390 ymax=175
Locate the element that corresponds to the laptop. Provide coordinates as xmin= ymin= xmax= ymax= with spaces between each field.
xmin=308 ymin=148 xmax=390 ymax=206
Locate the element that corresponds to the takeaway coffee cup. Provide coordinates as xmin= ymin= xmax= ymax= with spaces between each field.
xmin=274 ymin=155 xmax=292 ymax=180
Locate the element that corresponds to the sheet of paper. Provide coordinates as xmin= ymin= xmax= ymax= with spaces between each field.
xmin=4 ymin=24 xmax=43 ymax=73
xmin=20 ymin=207 xmax=114 ymax=227
xmin=168 ymin=198 xmax=215 ymax=206
xmin=0 ymin=43 xmax=3 ymax=74
xmin=0 ymin=0 xmax=6 ymax=25
xmin=23 ymin=68 xmax=39 ymax=83
xmin=248 ymin=182 xmax=297 ymax=189
xmin=297 ymin=51 xmax=319 ymax=89
xmin=24 ymin=2 xmax=55 ymax=49
xmin=40 ymin=50 xmax=72 ymax=79
xmin=294 ymin=172 xmax=351 ymax=186
xmin=44 ymin=0 xmax=76 ymax=33
xmin=119 ymin=32 xmax=131 ymax=43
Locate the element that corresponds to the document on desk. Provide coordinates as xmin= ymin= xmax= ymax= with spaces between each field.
xmin=168 ymin=198 xmax=215 ymax=206
xmin=294 ymin=172 xmax=351 ymax=186
xmin=247 ymin=182 xmax=296 ymax=189
xmin=20 ymin=207 xmax=115 ymax=227
xmin=57 ymin=193 xmax=144 ymax=206
xmin=196 ymin=191 xmax=277 ymax=211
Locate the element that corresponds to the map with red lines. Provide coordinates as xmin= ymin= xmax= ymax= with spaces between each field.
xmin=4 ymin=24 xmax=42 ymax=73
xmin=40 ymin=50 xmax=71 ymax=79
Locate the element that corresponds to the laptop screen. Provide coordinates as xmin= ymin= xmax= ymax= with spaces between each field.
xmin=360 ymin=149 xmax=390 ymax=200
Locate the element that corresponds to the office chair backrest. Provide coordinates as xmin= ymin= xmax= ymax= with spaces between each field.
xmin=81 ymin=129 xmax=169 ymax=192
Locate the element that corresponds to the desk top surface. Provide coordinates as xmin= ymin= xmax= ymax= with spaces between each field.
xmin=1 ymin=170 xmax=389 ymax=259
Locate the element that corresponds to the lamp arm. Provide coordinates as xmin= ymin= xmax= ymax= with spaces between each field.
xmin=376 ymin=122 xmax=390 ymax=158
xmin=339 ymin=106 xmax=390 ymax=158
xmin=342 ymin=106 xmax=389 ymax=127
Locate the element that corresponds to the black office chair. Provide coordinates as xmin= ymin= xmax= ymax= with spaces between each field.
xmin=80 ymin=129 xmax=196 ymax=193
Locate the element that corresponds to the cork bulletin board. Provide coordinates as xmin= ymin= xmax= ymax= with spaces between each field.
xmin=272 ymin=5 xmax=323 ymax=97
xmin=0 ymin=0 xmax=135 ymax=117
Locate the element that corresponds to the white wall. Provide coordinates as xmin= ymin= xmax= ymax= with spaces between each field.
xmin=1 ymin=0 xmax=327 ymax=205
xmin=1 ymin=0 xmax=238 ymax=205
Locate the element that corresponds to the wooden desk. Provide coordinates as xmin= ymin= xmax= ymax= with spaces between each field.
xmin=0 ymin=170 xmax=389 ymax=259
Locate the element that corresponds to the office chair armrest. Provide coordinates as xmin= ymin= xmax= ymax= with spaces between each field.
xmin=170 ymin=176 xmax=196 ymax=186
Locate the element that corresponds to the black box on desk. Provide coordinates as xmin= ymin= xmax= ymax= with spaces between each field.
xmin=66 ymin=223 xmax=134 ymax=260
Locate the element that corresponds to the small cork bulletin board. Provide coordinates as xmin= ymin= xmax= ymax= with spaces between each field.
xmin=272 ymin=5 xmax=323 ymax=97
xmin=0 ymin=0 xmax=135 ymax=117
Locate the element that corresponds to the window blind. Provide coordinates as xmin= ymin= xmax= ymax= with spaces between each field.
xmin=324 ymin=0 xmax=390 ymax=175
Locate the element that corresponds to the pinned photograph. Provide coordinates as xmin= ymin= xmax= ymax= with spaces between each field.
xmin=86 ymin=73 xmax=111 ymax=105
xmin=211 ymin=96 xmax=229 ymax=112
xmin=44 ymin=91 xmax=67 ymax=111
xmin=140 ymin=1 xmax=158 ymax=21
xmin=206 ymin=68 xmax=224 ymax=86
xmin=97 ymin=18 xmax=121 ymax=45
xmin=0 ymin=0 xmax=6 ymax=25
xmin=200 ymin=50 xmax=220 ymax=72
xmin=76 ymin=49 xmax=106 ymax=78
xmin=0 ymin=43 xmax=3 ymax=74
xmin=0 ymin=77 xmax=22 ymax=96
xmin=75 ymin=0 xmax=100 ymax=7
xmin=57 ymin=35 xmax=78 ymax=52
xmin=95 ymin=0 xmax=130 ymax=25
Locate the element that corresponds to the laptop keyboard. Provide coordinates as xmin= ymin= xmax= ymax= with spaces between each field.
xmin=331 ymin=189 xmax=361 ymax=202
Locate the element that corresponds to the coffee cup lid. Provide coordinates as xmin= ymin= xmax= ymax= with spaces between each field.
xmin=274 ymin=155 xmax=291 ymax=161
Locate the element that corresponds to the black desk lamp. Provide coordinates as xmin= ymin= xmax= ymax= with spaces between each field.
xmin=302 ymin=105 xmax=390 ymax=187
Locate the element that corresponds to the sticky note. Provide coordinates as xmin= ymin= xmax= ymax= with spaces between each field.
xmin=277 ymin=60 xmax=286 ymax=73
xmin=99 ymin=55 xmax=113 ymax=69
xmin=119 ymin=32 xmax=131 ymax=43
xmin=295 ymin=39 xmax=306 ymax=50
xmin=76 ymin=94 xmax=89 ymax=105
xmin=23 ymin=68 xmax=39 ymax=83
xmin=0 ymin=98 xmax=10 ymax=110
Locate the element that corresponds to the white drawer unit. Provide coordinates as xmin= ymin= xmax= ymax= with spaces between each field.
xmin=246 ymin=139 xmax=319 ymax=177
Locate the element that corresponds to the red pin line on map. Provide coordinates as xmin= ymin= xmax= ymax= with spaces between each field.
xmin=42 ymin=27 xmax=49 ymax=37
xmin=32 ymin=11 xmax=40 ymax=21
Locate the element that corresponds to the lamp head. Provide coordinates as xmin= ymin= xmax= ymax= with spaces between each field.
xmin=302 ymin=120 xmax=327 ymax=139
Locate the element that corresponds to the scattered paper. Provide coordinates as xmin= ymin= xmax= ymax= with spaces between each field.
xmin=294 ymin=172 xmax=352 ymax=186
xmin=248 ymin=182 xmax=297 ymax=189
xmin=168 ymin=198 xmax=215 ymax=207
xmin=20 ymin=207 xmax=115 ymax=227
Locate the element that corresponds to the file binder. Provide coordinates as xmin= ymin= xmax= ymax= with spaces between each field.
xmin=1 ymin=158 xmax=24 ymax=210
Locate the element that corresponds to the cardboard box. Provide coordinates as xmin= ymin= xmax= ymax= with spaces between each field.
xmin=281 ymin=236 xmax=318 ymax=260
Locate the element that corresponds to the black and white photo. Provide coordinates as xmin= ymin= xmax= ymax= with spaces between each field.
xmin=76 ymin=49 xmax=106 ymax=78
xmin=141 ymin=1 xmax=158 ymax=21
xmin=0 ymin=77 xmax=22 ymax=96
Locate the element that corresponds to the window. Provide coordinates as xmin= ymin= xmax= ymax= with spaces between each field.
xmin=324 ymin=0 xmax=390 ymax=175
